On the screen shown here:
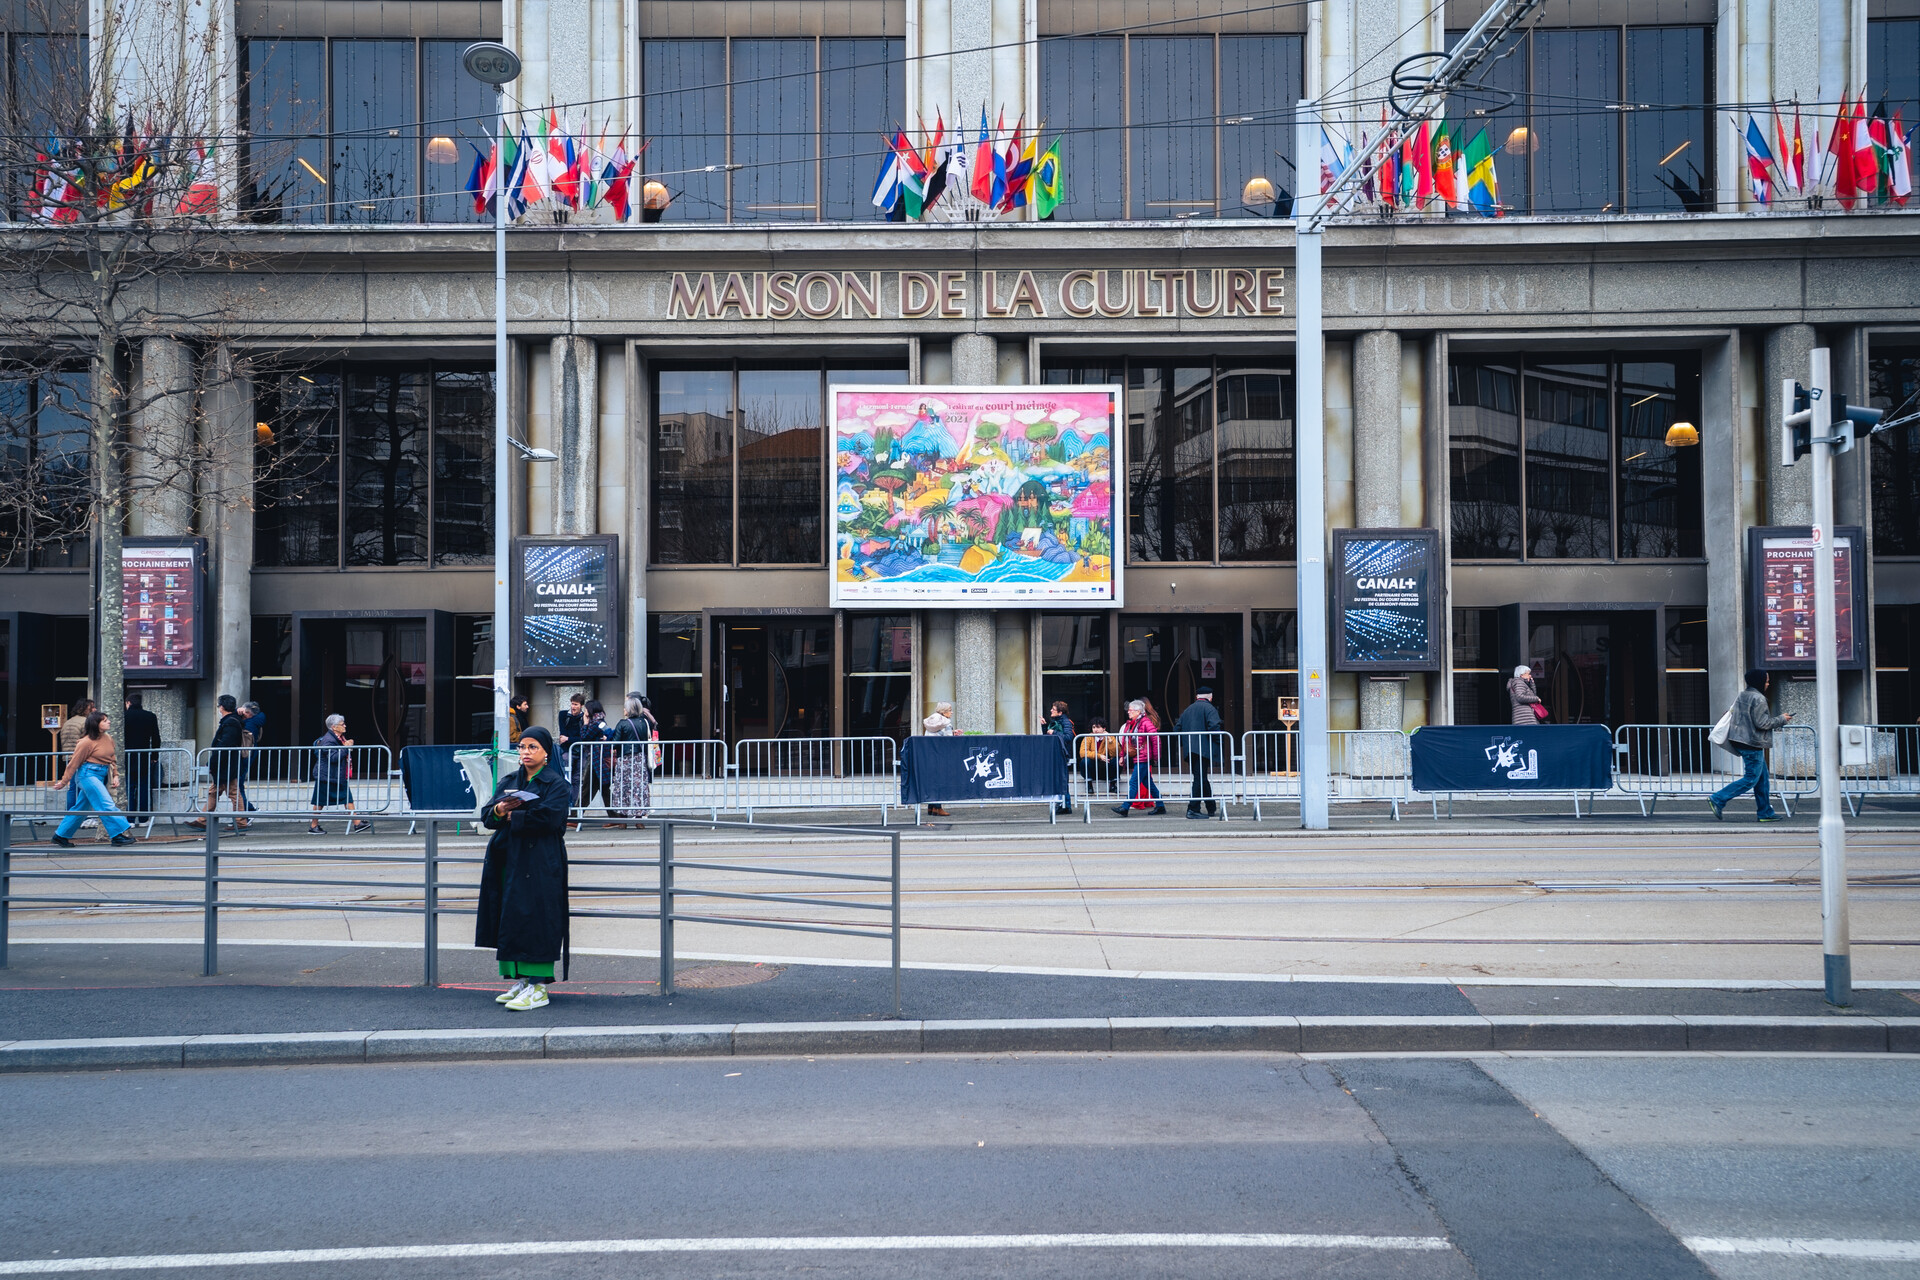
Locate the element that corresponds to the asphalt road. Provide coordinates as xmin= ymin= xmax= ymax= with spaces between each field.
xmin=2 ymin=1054 xmax=1914 ymax=1279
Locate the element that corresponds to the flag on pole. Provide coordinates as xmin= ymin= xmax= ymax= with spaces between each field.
xmin=971 ymin=108 xmax=996 ymax=204
xmin=1002 ymin=119 xmax=1033 ymax=212
xmin=1891 ymin=111 xmax=1912 ymax=206
xmin=466 ymin=142 xmax=494 ymax=216
xmin=989 ymin=110 xmax=1010 ymax=208
xmin=1772 ymin=107 xmax=1796 ymax=195
xmin=1743 ymin=114 xmax=1775 ymax=204
xmin=1869 ymin=100 xmax=1893 ymax=205
xmin=1319 ymin=126 xmax=1341 ymax=193
xmin=1791 ymin=103 xmax=1807 ymax=195
xmin=871 ymin=132 xmax=904 ymax=212
xmin=1854 ymin=95 xmax=1881 ymax=204
xmin=1466 ymin=127 xmax=1498 ymax=214
xmin=1432 ymin=121 xmax=1457 ymax=207
xmin=512 ymin=129 xmax=542 ymax=213
xmin=895 ymin=129 xmax=929 ymax=218
xmin=1828 ymin=94 xmax=1856 ymax=208
xmin=1034 ymin=136 xmax=1062 ymax=219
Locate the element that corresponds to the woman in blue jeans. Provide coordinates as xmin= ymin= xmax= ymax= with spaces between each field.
xmin=50 ymin=710 xmax=135 ymax=847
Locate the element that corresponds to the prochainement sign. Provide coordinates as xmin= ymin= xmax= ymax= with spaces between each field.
xmin=511 ymin=535 xmax=622 ymax=678
xmin=121 ymin=537 xmax=206 ymax=678
xmin=1746 ymin=525 xmax=1868 ymax=672
xmin=1331 ymin=529 xmax=1441 ymax=672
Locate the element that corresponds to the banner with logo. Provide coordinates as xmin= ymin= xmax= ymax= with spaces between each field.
xmin=1408 ymin=724 xmax=1613 ymax=793
xmin=511 ymin=535 xmax=621 ymax=678
xmin=899 ymin=734 xmax=1072 ymax=804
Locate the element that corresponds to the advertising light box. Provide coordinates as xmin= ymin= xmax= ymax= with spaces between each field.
xmin=122 ymin=538 xmax=206 ymax=678
xmin=830 ymin=385 xmax=1123 ymax=608
xmin=1332 ymin=529 xmax=1441 ymax=672
xmin=511 ymin=536 xmax=622 ymax=678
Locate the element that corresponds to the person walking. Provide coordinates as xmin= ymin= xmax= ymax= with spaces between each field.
xmin=189 ymin=695 xmax=249 ymax=832
xmin=1174 ymin=686 xmax=1225 ymax=819
xmin=1042 ymin=700 xmax=1076 ymax=815
xmin=607 ymin=694 xmax=655 ymax=828
xmin=56 ymin=698 xmax=93 ymax=813
xmin=1077 ymin=716 xmax=1119 ymax=794
xmin=922 ymin=701 xmax=955 ymax=816
xmin=309 ymin=714 xmax=371 ymax=835
xmin=555 ymin=693 xmax=586 ymax=781
xmin=478 ymin=725 xmax=572 ymax=1011
xmin=1508 ymin=665 xmax=1546 ymax=724
xmin=1111 ymin=699 xmax=1166 ymax=816
xmin=48 ymin=710 xmax=136 ymax=847
xmin=122 ymin=693 xmax=162 ymax=820
xmin=569 ymin=700 xmax=612 ymax=828
xmin=1710 ymin=669 xmax=1793 ymax=823
xmin=238 ymin=701 xmax=266 ymax=814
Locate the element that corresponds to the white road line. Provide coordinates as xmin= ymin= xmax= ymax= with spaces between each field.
xmin=1685 ymin=1238 xmax=1920 ymax=1261
xmin=0 ymin=1234 xmax=1454 ymax=1273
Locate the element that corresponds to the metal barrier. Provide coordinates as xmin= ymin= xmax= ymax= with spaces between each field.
xmin=1072 ymin=730 xmax=1236 ymax=821
xmin=1612 ymin=724 xmax=1819 ymax=817
xmin=197 ymin=744 xmax=399 ymax=815
xmin=1839 ymin=724 xmax=1920 ymax=816
xmin=0 ymin=749 xmax=198 ymax=832
xmin=0 ymin=809 xmax=903 ymax=1013
xmin=731 ymin=736 xmax=900 ymax=822
xmin=565 ymin=738 xmax=731 ymax=823
xmin=1240 ymin=730 xmax=1409 ymax=820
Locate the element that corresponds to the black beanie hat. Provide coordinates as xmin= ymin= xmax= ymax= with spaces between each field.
xmin=1744 ymin=668 xmax=1770 ymax=692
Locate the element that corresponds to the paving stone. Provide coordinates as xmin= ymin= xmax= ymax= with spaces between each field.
xmin=732 ymin=1021 xmax=922 ymax=1055
xmin=545 ymin=1024 xmax=735 ymax=1058
xmin=184 ymin=1032 xmax=368 ymax=1066
xmin=1679 ymin=1015 xmax=1888 ymax=1052
xmin=1109 ymin=1016 xmax=1301 ymax=1051
xmin=1299 ymin=1016 xmax=1494 ymax=1053
xmin=920 ymin=1018 xmax=1112 ymax=1053
xmin=363 ymin=1028 xmax=547 ymax=1061
xmin=0 ymin=1036 xmax=187 ymax=1072
xmin=1882 ymin=1018 xmax=1920 ymax=1054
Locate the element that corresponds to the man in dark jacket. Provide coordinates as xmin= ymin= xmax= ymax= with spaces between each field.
xmin=239 ymin=701 xmax=266 ymax=812
xmin=1711 ymin=669 xmax=1794 ymax=822
xmin=555 ymin=692 xmax=586 ymax=781
xmin=1042 ymin=701 xmax=1076 ymax=815
xmin=122 ymin=693 xmax=163 ymax=817
xmin=190 ymin=695 xmax=249 ymax=831
xmin=1174 ymin=686 xmax=1226 ymax=819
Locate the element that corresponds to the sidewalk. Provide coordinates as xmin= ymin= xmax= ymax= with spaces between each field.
xmin=3 ymin=941 xmax=1915 ymax=1070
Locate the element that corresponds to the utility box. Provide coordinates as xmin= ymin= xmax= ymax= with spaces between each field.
xmin=1839 ymin=725 xmax=1871 ymax=769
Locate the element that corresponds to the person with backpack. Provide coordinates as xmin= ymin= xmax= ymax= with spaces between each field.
xmin=238 ymin=701 xmax=265 ymax=813
xmin=189 ymin=695 xmax=249 ymax=832
xmin=569 ymin=700 xmax=613 ymax=828
xmin=1710 ymin=669 xmax=1793 ymax=822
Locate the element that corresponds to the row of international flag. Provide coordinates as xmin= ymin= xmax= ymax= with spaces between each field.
xmin=1322 ymin=110 xmax=1504 ymax=215
xmin=871 ymin=109 xmax=1063 ymax=219
xmin=27 ymin=127 xmax=220 ymax=223
xmin=1741 ymin=96 xmax=1912 ymax=208
xmin=464 ymin=109 xmax=648 ymax=220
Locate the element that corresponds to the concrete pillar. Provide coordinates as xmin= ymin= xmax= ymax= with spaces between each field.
xmin=909 ymin=0 xmax=1032 ymax=154
xmin=204 ymin=346 xmax=252 ymax=745
xmin=1352 ymin=330 xmax=1405 ymax=731
xmin=954 ymin=610 xmax=996 ymax=736
xmin=1703 ymin=335 xmax=1748 ymax=726
xmin=551 ymin=335 xmax=599 ymax=536
xmin=1311 ymin=0 xmax=1442 ymax=167
xmin=129 ymin=337 xmax=195 ymax=538
xmin=1764 ymin=324 xmax=1816 ymax=525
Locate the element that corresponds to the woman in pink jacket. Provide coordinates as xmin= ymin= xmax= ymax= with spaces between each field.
xmin=1110 ymin=699 xmax=1166 ymax=816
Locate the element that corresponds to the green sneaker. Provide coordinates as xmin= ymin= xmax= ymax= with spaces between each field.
xmin=1756 ymin=814 xmax=1781 ymax=823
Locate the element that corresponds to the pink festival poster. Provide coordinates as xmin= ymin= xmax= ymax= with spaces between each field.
xmin=830 ymin=385 xmax=1122 ymax=607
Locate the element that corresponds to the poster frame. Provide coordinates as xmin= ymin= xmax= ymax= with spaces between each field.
xmin=510 ymin=534 xmax=623 ymax=679
xmin=1745 ymin=525 xmax=1868 ymax=673
xmin=827 ymin=383 xmax=1126 ymax=610
xmin=1330 ymin=527 xmax=1442 ymax=673
xmin=120 ymin=536 xmax=208 ymax=679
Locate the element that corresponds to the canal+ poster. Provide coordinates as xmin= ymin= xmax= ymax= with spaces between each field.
xmin=830 ymin=385 xmax=1123 ymax=607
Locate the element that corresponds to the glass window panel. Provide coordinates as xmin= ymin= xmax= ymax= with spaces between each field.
xmin=827 ymin=366 xmax=908 ymax=387
xmin=823 ymin=39 xmax=901 ymax=220
xmin=1524 ymin=361 xmax=1611 ymax=558
xmin=1869 ymin=19 xmax=1920 ymax=134
xmin=244 ymin=39 xmax=328 ymax=224
xmin=1626 ymin=27 xmax=1711 ymax=212
xmin=1447 ymin=357 xmax=1522 ymax=558
xmin=422 ymin=41 xmax=495 ymax=224
xmin=1128 ymin=364 xmax=1214 ymax=562
xmin=1444 ymin=29 xmax=1528 ymax=213
xmin=255 ymin=370 xmax=341 ymax=567
xmin=1040 ymin=37 xmax=1124 ymax=220
xmin=1041 ymin=614 xmax=1109 ymax=673
xmin=731 ymin=39 xmax=815 ymax=219
xmin=1665 ymin=606 xmax=1708 ymax=668
xmin=1130 ymin=37 xmax=1215 ymax=218
xmin=1042 ymin=361 xmax=1124 ymax=386
xmin=332 ymin=40 xmax=418 ymax=223
xmin=0 ymin=379 xmax=26 ymax=566
xmin=12 ymin=36 xmax=87 ymax=217
xmin=431 ymin=369 xmax=493 ymax=564
xmin=652 ymin=368 xmax=733 ymax=563
xmin=737 ymin=367 xmax=822 ymax=563
xmin=1533 ymin=29 xmax=1619 ymax=213
xmin=649 ymin=612 xmax=703 ymax=674
xmin=1615 ymin=356 xmax=1702 ymax=558
xmin=642 ymin=40 xmax=726 ymax=222
xmin=848 ymin=614 xmax=913 ymax=673
xmin=1869 ymin=346 xmax=1920 ymax=556
xmin=1216 ymin=365 xmax=1294 ymax=560
xmin=34 ymin=373 xmax=91 ymax=568
xmin=1221 ymin=36 xmax=1302 ymax=216
xmin=343 ymin=368 xmax=429 ymax=565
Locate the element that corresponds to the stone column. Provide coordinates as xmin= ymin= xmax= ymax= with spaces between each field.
xmin=947 ymin=334 xmax=1000 ymax=733
xmin=1764 ymin=323 xmax=1818 ymax=724
xmin=909 ymin=0 xmax=1032 ymax=153
xmin=1349 ymin=332 xmax=1406 ymax=732
xmin=1702 ymin=335 xmax=1747 ymax=726
xmin=128 ymin=338 xmax=197 ymax=743
xmin=550 ymin=335 xmax=599 ymax=536
xmin=204 ymin=347 xmax=253 ymax=743
xmin=510 ymin=0 xmax=632 ymax=221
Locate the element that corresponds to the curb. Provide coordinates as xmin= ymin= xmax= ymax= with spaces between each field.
xmin=2 ymin=1015 xmax=1916 ymax=1072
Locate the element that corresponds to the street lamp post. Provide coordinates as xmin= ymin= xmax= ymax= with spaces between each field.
xmin=462 ymin=42 xmax=522 ymax=753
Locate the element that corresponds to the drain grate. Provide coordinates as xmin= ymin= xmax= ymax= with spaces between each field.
xmin=672 ymin=963 xmax=785 ymax=989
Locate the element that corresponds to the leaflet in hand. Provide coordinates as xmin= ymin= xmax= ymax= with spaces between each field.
xmin=504 ymin=790 xmax=540 ymax=803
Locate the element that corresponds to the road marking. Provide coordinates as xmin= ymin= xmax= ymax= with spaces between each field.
xmin=1685 ymin=1237 xmax=1920 ymax=1261
xmin=0 ymin=1234 xmax=1454 ymax=1273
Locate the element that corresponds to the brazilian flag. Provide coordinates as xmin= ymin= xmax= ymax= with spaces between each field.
xmin=1034 ymin=137 xmax=1063 ymax=220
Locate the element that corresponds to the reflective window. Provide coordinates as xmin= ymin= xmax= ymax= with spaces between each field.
xmin=845 ymin=614 xmax=913 ymax=744
xmin=254 ymin=363 xmax=493 ymax=567
xmin=1627 ymin=27 xmax=1711 ymax=213
xmin=1533 ymin=30 xmax=1619 ymax=214
xmin=652 ymin=368 xmax=734 ymax=564
xmin=1044 ymin=33 xmax=1302 ymax=219
xmin=0 ymin=371 xmax=91 ymax=569
xmin=421 ymin=41 xmax=498 ymax=224
xmin=1869 ymin=19 xmax=1920 ymax=132
xmin=1041 ymin=614 xmax=1110 ymax=729
xmin=1449 ymin=351 xmax=1701 ymax=561
xmin=737 ymin=369 xmax=823 ymax=563
xmin=647 ymin=612 xmax=703 ymax=741
xmin=245 ymin=40 xmax=328 ymax=224
xmin=1216 ymin=366 xmax=1296 ymax=560
xmin=641 ymin=37 xmax=900 ymax=221
xmin=1250 ymin=610 xmax=1298 ymax=733
xmin=333 ymin=41 xmax=417 ymax=224
xmin=1869 ymin=345 xmax=1920 ymax=557
xmin=1128 ymin=365 xmax=1214 ymax=562
xmin=7 ymin=34 xmax=88 ymax=217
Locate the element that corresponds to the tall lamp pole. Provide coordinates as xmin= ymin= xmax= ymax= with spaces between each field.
xmin=462 ymin=42 xmax=522 ymax=753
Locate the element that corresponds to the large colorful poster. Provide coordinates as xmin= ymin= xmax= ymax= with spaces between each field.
xmin=122 ymin=539 xmax=205 ymax=677
xmin=830 ymin=385 xmax=1123 ymax=607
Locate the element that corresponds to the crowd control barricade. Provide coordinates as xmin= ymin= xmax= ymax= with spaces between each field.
xmin=1240 ymin=731 xmax=1408 ymax=820
xmin=198 ymin=744 xmax=398 ymax=816
xmin=0 ymin=809 xmax=903 ymax=1015
xmin=730 ymin=736 xmax=900 ymax=822
xmin=1839 ymin=724 xmax=1920 ymax=816
xmin=1612 ymin=724 xmax=1819 ymax=817
xmin=0 ymin=748 xmax=197 ymax=833
xmin=1068 ymin=733 xmax=1127 ymax=810
xmin=563 ymin=739 xmax=730 ymax=822
xmin=1145 ymin=729 xmax=1238 ymax=821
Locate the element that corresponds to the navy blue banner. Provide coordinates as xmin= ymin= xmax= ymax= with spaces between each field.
xmin=900 ymin=735 xmax=1072 ymax=805
xmin=1409 ymin=725 xmax=1614 ymax=793
xmin=401 ymin=745 xmax=488 ymax=812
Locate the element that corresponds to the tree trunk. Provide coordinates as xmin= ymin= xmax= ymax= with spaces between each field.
xmin=93 ymin=340 xmax=125 ymax=801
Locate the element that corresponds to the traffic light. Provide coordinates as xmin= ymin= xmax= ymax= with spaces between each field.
xmin=1782 ymin=381 xmax=1813 ymax=465
xmin=1831 ymin=397 xmax=1883 ymax=456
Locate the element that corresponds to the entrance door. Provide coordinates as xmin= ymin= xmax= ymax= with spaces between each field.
xmin=299 ymin=619 xmax=428 ymax=752
xmin=1118 ymin=614 xmax=1240 ymax=735
xmin=713 ymin=617 xmax=833 ymax=746
xmin=1525 ymin=611 xmax=1656 ymax=730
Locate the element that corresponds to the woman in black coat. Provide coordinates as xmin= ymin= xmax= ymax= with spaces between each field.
xmin=476 ymin=726 xmax=573 ymax=1011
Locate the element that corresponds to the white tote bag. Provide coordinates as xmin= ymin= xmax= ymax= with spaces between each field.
xmin=1709 ymin=708 xmax=1733 ymax=746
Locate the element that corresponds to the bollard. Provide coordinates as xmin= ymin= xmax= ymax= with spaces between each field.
xmin=658 ymin=820 xmax=675 ymax=996
xmin=423 ymin=818 xmax=439 ymax=988
xmin=203 ymin=820 xmax=219 ymax=977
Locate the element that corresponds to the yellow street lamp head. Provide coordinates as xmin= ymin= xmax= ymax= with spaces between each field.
xmin=1664 ymin=421 xmax=1699 ymax=447
xmin=1243 ymin=175 xmax=1275 ymax=206
xmin=426 ymin=135 xmax=459 ymax=165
